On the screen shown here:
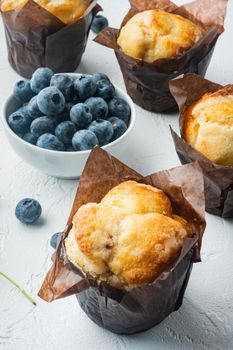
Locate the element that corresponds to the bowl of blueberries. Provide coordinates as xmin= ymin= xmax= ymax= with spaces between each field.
xmin=3 ymin=68 xmax=135 ymax=178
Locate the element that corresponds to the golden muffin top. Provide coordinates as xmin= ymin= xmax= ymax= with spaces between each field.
xmin=117 ymin=9 xmax=203 ymax=63
xmin=65 ymin=181 xmax=194 ymax=287
xmin=183 ymin=86 xmax=233 ymax=166
xmin=1 ymin=0 xmax=91 ymax=24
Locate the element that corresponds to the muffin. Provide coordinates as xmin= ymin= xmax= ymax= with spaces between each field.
xmin=183 ymin=87 xmax=233 ymax=167
xmin=117 ymin=10 xmax=203 ymax=63
xmin=65 ymin=181 xmax=194 ymax=288
xmin=95 ymin=0 xmax=227 ymax=113
xmin=38 ymin=147 xmax=205 ymax=334
xmin=1 ymin=0 xmax=100 ymax=77
xmin=170 ymin=73 xmax=233 ymax=218
xmin=1 ymin=0 xmax=92 ymax=24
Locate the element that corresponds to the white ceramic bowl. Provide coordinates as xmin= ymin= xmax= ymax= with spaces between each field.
xmin=3 ymin=73 xmax=136 ymax=179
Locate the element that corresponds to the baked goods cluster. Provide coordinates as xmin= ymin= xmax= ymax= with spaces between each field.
xmin=1 ymin=0 xmax=91 ymax=24
xmin=183 ymin=86 xmax=233 ymax=166
xmin=117 ymin=10 xmax=203 ymax=63
xmin=65 ymin=181 xmax=194 ymax=287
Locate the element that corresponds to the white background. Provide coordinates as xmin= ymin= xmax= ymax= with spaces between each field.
xmin=0 ymin=1 xmax=233 ymax=349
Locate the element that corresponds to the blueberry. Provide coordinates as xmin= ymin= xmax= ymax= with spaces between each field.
xmin=50 ymin=232 xmax=61 ymax=249
xmin=88 ymin=119 xmax=113 ymax=146
xmin=23 ymin=132 xmax=38 ymax=145
xmin=37 ymin=133 xmax=65 ymax=151
xmin=74 ymin=75 xmax=96 ymax=101
xmin=13 ymin=80 xmax=35 ymax=103
xmin=30 ymin=116 xmax=57 ymax=137
xmin=91 ymin=15 xmax=108 ymax=34
xmin=96 ymin=79 xmax=115 ymax=101
xmin=50 ymin=74 xmax=74 ymax=102
xmin=19 ymin=103 xmax=29 ymax=112
xmin=30 ymin=67 xmax=54 ymax=93
xmin=108 ymin=117 xmax=127 ymax=141
xmin=92 ymin=73 xmax=110 ymax=84
xmin=70 ymin=103 xmax=92 ymax=128
xmin=15 ymin=198 xmax=42 ymax=224
xmin=8 ymin=110 xmax=32 ymax=135
xmin=72 ymin=130 xmax=99 ymax=151
xmin=85 ymin=97 xmax=108 ymax=120
xmin=18 ymin=103 xmax=30 ymax=117
xmin=55 ymin=121 xmax=76 ymax=145
xmin=108 ymin=97 xmax=131 ymax=125
xmin=56 ymin=103 xmax=74 ymax=123
xmin=37 ymin=87 xmax=65 ymax=116
xmin=66 ymin=145 xmax=75 ymax=152
xmin=28 ymin=96 xmax=43 ymax=119
xmin=72 ymin=95 xmax=81 ymax=105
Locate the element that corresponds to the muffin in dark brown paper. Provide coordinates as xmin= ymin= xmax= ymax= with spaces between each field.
xmin=38 ymin=147 xmax=206 ymax=334
xmin=170 ymin=73 xmax=233 ymax=218
xmin=94 ymin=0 xmax=228 ymax=113
xmin=1 ymin=0 xmax=101 ymax=78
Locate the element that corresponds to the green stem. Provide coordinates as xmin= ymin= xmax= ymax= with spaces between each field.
xmin=0 ymin=271 xmax=36 ymax=306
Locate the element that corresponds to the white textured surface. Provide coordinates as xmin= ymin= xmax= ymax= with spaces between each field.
xmin=0 ymin=1 xmax=233 ymax=349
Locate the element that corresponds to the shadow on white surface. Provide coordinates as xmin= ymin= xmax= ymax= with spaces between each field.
xmin=122 ymin=299 xmax=222 ymax=350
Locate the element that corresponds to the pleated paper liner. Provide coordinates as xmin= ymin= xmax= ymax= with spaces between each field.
xmin=1 ymin=0 xmax=101 ymax=78
xmin=38 ymin=147 xmax=206 ymax=334
xmin=94 ymin=0 xmax=228 ymax=113
xmin=170 ymin=73 xmax=233 ymax=218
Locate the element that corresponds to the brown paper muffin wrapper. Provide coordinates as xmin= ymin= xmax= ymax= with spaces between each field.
xmin=1 ymin=0 xmax=101 ymax=78
xmin=170 ymin=73 xmax=233 ymax=218
xmin=94 ymin=0 xmax=228 ymax=113
xmin=38 ymin=147 xmax=206 ymax=334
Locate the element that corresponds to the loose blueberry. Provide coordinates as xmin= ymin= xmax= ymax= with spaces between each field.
xmin=96 ymin=79 xmax=115 ymax=101
xmin=91 ymin=15 xmax=109 ymax=34
xmin=37 ymin=87 xmax=65 ymax=116
xmin=28 ymin=96 xmax=43 ymax=119
xmin=85 ymin=97 xmax=108 ymax=120
xmin=74 ymin=75 xmax=96 ymax=101
xmin=13 ymin=80 xmax=35 ymax=103
xmin=108 ymin=97 xmax=131 ymax=125
xmin=50 ymin=74 xmax=74 ymax=102
xmin=108 ymin=117 xmax=127 ymax=141
xmin=30 ymin=116 xmax=57 ymax=137
xmin=92 ymin=72 xmax=110 ymax=84
xmin=50 ymin=232 xmax=61 ymax=249
xmin=37 ymin=133 xmax=65 ymax=151
xmin=30 ymin=67 xmax=54 ymax=93
xmin=70 ymin=103 xmax=92 ymax=128
xmin=55 ymin=121 xmax=76 ymax=145
xmin=23 ymin=132 xmax=38 ymax=145
xmin=88 ymin=119 xmax=113 ymax=146
xmin=72 ymin=130 xmax=99 ymax=151
xmin=8 ymin=110 xmax=32 ymax=135
xmin=15 ymin=198 xmax=42 ymax=224
xmin=56 ymin=103 xmax=74 ymax=123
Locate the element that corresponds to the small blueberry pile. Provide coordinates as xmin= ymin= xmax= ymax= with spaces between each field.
xmin=8 ymin=68 xmax=131 ymax=152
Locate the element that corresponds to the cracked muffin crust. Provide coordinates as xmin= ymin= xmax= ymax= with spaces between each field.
xmin=65 ymin=181 xmax=194 ymax=287
xmin=1 ymin=0 xmax=92 ymax=24
xmin=183 ymin=85 xmax=233 ymax=166
xmin=117 ymin=9 xmax=203 ymax=63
